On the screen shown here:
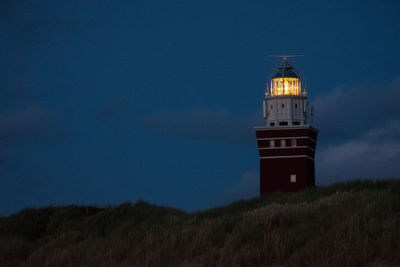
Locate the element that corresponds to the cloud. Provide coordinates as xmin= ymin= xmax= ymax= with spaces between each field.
xmin=316 ymin=119 xmax=400 ymax=184
xmin=141 ymin=108 xmax=263 ymax=144
xmin=140 ymin=77 xmax=400 ymax=146
xmin=313 ymin=77 xmax=400 ymax=142
xmin=0 ymin=105 xmax=68 ymax=145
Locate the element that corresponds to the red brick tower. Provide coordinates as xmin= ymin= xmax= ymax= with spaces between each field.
xmin=255 ymin=57 xmax=318 ymax=194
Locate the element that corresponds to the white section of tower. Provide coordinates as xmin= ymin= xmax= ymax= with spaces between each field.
xmin=263 ymin=96 xmax=309 ymax=126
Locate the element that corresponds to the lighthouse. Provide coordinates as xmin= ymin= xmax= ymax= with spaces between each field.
xmin=255 ymin=57 xmax=318 ymax=194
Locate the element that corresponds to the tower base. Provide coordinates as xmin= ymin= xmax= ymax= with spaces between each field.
xmin=255 ymin=126 xmax=318 ymax=194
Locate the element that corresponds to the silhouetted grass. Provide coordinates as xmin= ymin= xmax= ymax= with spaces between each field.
xmin=1 ymin=179 xmax=400 ymax=266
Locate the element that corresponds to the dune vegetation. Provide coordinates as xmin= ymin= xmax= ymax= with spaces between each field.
xmin=1 ymin=179 xmax=400 ymax=267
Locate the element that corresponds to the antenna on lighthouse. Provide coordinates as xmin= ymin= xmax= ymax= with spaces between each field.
xmin=268 ymin=54 xmax=304 ymax=60
xmin=268 ymin=55 xmax=304 ymax=72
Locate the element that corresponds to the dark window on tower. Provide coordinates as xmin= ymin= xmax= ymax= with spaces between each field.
xmin=281 ymin=104 xmax=284 ymax=108
xmin=295 ymin=104 xmax=298 ymax=108
xmin=293 ymin=121 xmax=300 ymax=125
xmin=275 ymin=139 xmax=281 ymax=147
xmin=271 ymin=105 xmax=273 ymax=109
xmin=279 ymin=121 xmax=288 ymax=126
xmin=270 ymin=122 xmax=275 ymax=126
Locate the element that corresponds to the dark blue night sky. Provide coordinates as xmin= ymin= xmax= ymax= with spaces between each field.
xmin=1 ymin=0 xmax=400 ymax=215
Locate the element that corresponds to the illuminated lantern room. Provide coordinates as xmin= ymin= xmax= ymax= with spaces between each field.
xmin=267 ymin=59 xmax=305 ymax=96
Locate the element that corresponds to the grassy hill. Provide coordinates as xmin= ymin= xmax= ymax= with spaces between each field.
xmin=1 ymin=179 xmax=400 ymax=267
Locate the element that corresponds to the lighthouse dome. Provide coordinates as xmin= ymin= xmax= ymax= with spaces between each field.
xmin=272 ymin=60 xmax=300 ymax=79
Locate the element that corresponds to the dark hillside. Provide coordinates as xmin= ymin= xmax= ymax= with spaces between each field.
xmin=1 ymin=179 xmax=400 ymax=266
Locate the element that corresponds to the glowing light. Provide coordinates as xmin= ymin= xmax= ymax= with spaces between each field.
xmin=270 ymin=78 xmax=301 ymax=96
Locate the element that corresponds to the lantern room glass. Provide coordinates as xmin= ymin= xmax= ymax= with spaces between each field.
xmin=270 ymin=77 xmax=301 ymax=96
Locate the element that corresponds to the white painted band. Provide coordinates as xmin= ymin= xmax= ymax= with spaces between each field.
xmin=260 ymin=155 xmax=314 ymax=160
xmin=254 ymin=126 xmax=319 ymax=134
xmin=258 ymin=146 xmax=315 ymax=152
